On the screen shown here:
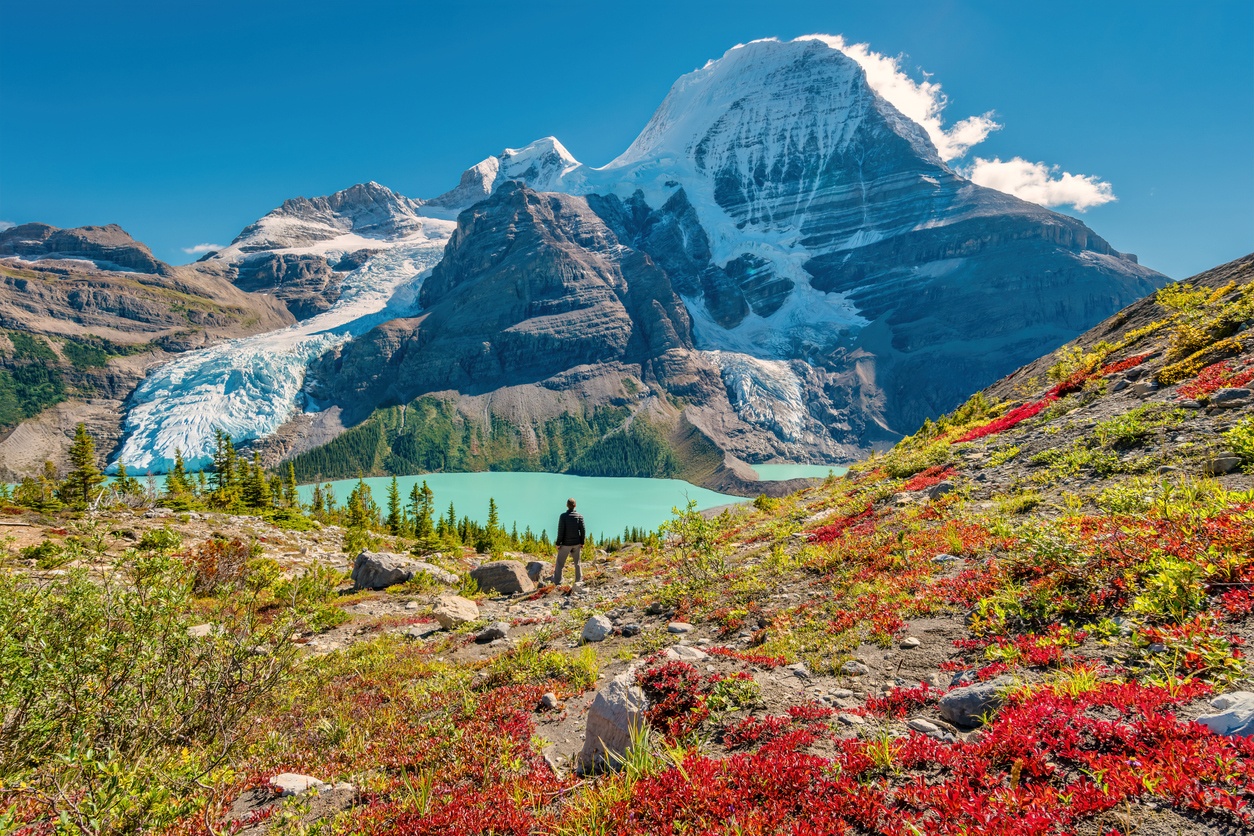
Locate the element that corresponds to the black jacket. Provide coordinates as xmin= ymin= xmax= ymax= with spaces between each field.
xmin=556 ymin=510 xmax=585 ymax=546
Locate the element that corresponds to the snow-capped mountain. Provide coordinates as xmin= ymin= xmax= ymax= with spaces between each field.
xmin=88 ymin=35 xmax=1165 ymax=481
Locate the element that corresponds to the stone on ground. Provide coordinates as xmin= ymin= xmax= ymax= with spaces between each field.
xmin=938 ymin=676 xmax=1012 ymax=728
xmin=351 ymin=551 xmax=457 ymax=589
xmin=579 ymin=670 xmax=647 ymax=773
xmin=432 ymin=595 xmax=479 ymax=629
xmin=525 ymin=560 xmax=549 ymax=583
xmin=1198 ymin=692 xmax=1254 ymax=736
xmin=667 ymin=621 xmax=693 ymax=634
xmin=581 ymin=614 xmax=613 ymax=643
xmin=271 ymin=773 xmax=326 ymax=796
xmin=470 ymin=560 xmax=536 ymax=595
xmin=475 ymin=621 xmax=511 ymax=643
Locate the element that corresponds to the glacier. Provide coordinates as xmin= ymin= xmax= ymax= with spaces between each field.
xmin=111 ymin=219 xmax=454 ymax=473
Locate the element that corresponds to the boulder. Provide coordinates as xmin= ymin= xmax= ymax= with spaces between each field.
xmin=1205 ymin=455 xmax=1243 ymax=476
xmin=900 ymin=637 xmax=921 ymax=649
xmin=841 ymin=660 xmax=870 ymax=676
xmin=525 ymin=560 xmax=549 ymax=583
xmin=432 ymin=595 xmax=479 ymax=629
xmin=938 ymin=677 xmax=1012 ymax=728
xmin=579 ymin=670 xmax=648 ymax=772
xmin=476 ymin=621 xmax=511 ymax=643
xmin=1197 ymin=692 xmax=1254 ymax=736
xmin=925 ymin=481 xmax=955 ymax=499
xmin=667 ymin=621 xmax=693 ymax=634
xmin=470 ymin=560 xmax=536 ymax=595
xmin=620 ymin=623 xmax=642 ymax=637
xmin=581 ymin=614 xmax=613 ymax=643
xmin=351 ymin=551 xmax=458 ymax=589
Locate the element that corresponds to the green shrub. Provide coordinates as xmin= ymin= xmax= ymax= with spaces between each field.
xmin=138 ymin=527 xmax=182 ymax=553
xmin=1225 ymin=417 xmax=1254 ymax=466
xmin=0 ymin=554 xmax=301 ymax=832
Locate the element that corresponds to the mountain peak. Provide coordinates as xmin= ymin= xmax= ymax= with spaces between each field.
xmin=427 ymin=136 xmax=583 ymax=212
xmin=607 ymin=36 xmax=939 ymax=172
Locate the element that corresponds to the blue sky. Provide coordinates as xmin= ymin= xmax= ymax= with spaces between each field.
xmin=0 ymin=0 xmax=1249 ymax=279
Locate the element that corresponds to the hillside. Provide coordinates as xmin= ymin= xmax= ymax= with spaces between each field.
xmin=0 ymin=223 xmax=294 ymax=479
xmin=2 ymin=258 xmax=1252 ymax=833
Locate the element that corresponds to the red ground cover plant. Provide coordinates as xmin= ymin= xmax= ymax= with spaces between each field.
xmin=1099 ymin=352 xmax=1152 ymax=376
xmin=636 ymin=659 xmax=755 ymax=741
xmin=902 ymin=466 xmax=956 ymax=492
xmin=807 ymin=504 xmax=875 ymax=544
xmin=1176 ymin=359 xmax=1254 ymax=400
xmin=706 ymin=646 xmax=787 ymax=669
xmin=593 ymin=679 xmax=1254 ymax=835
xmin=954 ymin=396 xmax=1058 ymax=443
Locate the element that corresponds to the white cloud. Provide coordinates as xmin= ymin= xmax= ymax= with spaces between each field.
xmin=965 ymin=156 xmax=1116 ymax=211
xmin=182 ymin=242 xmax=224 ymax=255
xmin=798 ymin=34 xmax=1000 ymax=161
xmin=0 ymin=221 xmax=14 ymax=231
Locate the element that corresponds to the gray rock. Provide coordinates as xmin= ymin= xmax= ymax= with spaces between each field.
xmin=1212 ymin=388 xmax=1252 ymax=406
xmin=664 ymin=645 xmax=708 ymax=662
xmin=646 ymin=602 xmax=667 ymax=615
xmin=351 ymin=551 xmax=458 ymax=590
xmin=932 ymin=553 xmax=960 ymax=563
xmin=1110 ymin=378 xmax=1129 ymax=392
xmin=470 ymin=560 xmax=536 ymax=595
xmin=831 ymin=688 xmax=854 ymax=699
xmin=1180 ymin=398 xmax=1203 ymax=409
xmin=432 ymin=594 xmax=479 ymax=629
xmin=579 ymin=670 xmax=647 ymax=772
xmin=925 ymin=481 xmax=956 ymax=499
xmin=1156 ymin=465 xmax=1177 ymax=474
xmin=1197 ymin=692 xmax=1254 ymax=736
xmin=581 ymin=614 xmax=614 ymax=643
xmin=1206 ymin=456 xmax=1243 ymax=476
xmin=1131 ymin=380 xmax=1159 ymax=397
xmin=900 ymin=637 xmax=921 ymax=649
xmin=841 ymin=659 xmax=870 ymax=676
xmin=525 ymin=560 xmax=549 ymax=583
xmin=271 ymin=772 xmax=326 ymax=796
xmin=786 ymin=662 xmax=811 ymax=678
xmin=540 ymin=692 xmax=560 ymax=711
xmin=186 ymin=623 xmax=215 ymax=639
xmin=837 ymin=713 xmax=866 ymax=726
xmin=907 ymin=718 xmax=941 ymax=735
xmin=667 ymin=621 xmax=694 ymax=634
xmin=938 ymin=677 xmax=1011 ymax=728
xmin=620 ymin=623 xmax=642 ymax=637
xmin=476 ymin=621 xmax=511 ymax=643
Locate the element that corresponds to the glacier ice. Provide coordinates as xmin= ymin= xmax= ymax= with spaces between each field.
xmin=111 ymin=221 xmax=454 ymax=474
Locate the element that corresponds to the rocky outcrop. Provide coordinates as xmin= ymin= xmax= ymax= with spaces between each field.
xmin=0 ymin=223 xmax=169 ymax=275
xmin=350 ymin=552 xmax=457 ymax=590
xmin=233 ymin=253 xmax=343 ymax=320
xmin=311 ymin=184 xmax=694 ymax=421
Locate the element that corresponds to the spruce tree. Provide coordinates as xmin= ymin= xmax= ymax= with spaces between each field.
xmin=386 ymin=476 xmax=402 ymax=535
xmin=63 ymin=423 xmax=104 ymax=508
xmin=283 ymin=462 xmax=298 ymax=508
xmin=166 ymin=448 xmax=191 ymax=496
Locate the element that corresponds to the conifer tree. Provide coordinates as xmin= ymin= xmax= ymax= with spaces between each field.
xmin=386 ymin=476 xmax=402 ymax=535
xmin=243 ymin=452 xmax=271 ymax=509
xmin=165 ymin=448 xmax=191 ymax=496
xmin=311 ymin=482 xmax=326 ymax=518
xmin=283 ymin=462 xmax=298 ymax=508
xmin=62 ymin=423 xmax=104 ymax=508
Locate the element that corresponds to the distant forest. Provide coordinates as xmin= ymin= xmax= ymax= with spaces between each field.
xmin=287 ymin=395 xmax=679 ymax=482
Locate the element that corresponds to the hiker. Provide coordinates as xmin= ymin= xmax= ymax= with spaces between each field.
xmin=553 ymin=497 xmax=586 ymax=585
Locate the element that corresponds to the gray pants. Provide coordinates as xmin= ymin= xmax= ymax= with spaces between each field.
xmin=554 ymin=544 xmax=582 ymax=584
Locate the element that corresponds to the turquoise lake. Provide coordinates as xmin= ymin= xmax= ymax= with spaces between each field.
xmin=296 ymin=472 xmax=742 ymax=541
xmin=750 ymin=463 xmax=849 ymax=481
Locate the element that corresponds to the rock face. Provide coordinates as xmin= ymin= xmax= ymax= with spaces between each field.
xmin=432 ymin=595 xmax=479 ymax=628
xmin=233 ymin=253 xmax=342 ymax=320
xmin=0 ymin=222 xmax=170 ymax=275
xmin=579 ymin=670 xmax=648 ymax=772
xmin=470 ymin=560 xmax=536 ymax=595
